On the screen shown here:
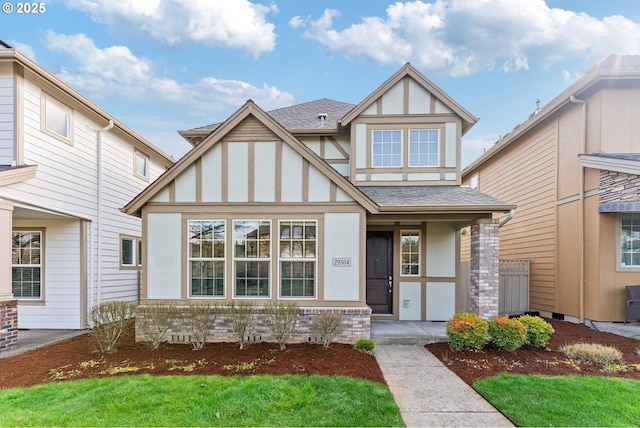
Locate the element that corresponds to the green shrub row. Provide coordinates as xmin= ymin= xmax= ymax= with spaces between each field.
xmin=446 ymin=312 xmax=554 ymax=352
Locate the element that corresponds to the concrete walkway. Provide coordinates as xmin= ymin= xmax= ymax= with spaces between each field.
xmin=375 ymin=344 xmax=514 ymax=427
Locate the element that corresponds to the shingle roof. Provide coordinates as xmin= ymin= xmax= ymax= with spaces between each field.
xmin=187 ymin=98 xmax=355 ymax=133
xmin=358 ymin=185 xmax=513 ymax=209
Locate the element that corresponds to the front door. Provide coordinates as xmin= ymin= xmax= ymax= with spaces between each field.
xmin=366 ymin=231 xmax=393 ymax=314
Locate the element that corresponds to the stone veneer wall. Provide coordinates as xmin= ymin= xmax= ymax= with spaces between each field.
xmin=600 ymin=170 xmax=640 ymax=204
xmin=0 ymin=300 xmax=18 ymax=353
xmin=135 ymin=306 xmax=371 ymax=345
xmin=469 ymin=218 xmax=499 ymax=319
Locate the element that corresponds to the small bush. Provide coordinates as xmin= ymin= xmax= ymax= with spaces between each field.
xmin=265 ymin=302 xmax=299 ymax=350
xmin=136 ymin=303 xmax=178 ymax=350
xmin=354 ymin=338 xmax=375 ymax=354
xmin=560 ymin=343 xmax=623 ymax=365
xmin=183 ymin=301 xmax=216 ymax=350
xmin=88 ymin=301 xmax=137 ymax=353
xmin=224 ymin=301 xmax=256 ymax=349
xmin=446 ymin=312 xmax=490 ymax=351
xmin=518 ymin=315 xmax=554 ymax=347
xmin=488 ymin=315 xmax=527 ymax=352
xmin=310 ymin=313 xmax=345 ymax=348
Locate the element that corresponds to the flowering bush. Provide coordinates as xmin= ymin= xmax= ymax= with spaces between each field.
xmin=488 ymin=315 xmax=527 ymax=351
xmin=518 ymin=315 xmax=554 ymax=347
xmin=446 ymin=312 xmax=489 ymax=351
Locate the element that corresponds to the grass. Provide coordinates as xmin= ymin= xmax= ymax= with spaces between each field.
xmin=474 ymin=373 xmax=640 ymax=427
xmin=0 ymin=374 xmax=404 ymax=427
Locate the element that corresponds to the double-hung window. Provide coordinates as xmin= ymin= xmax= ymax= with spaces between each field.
xmin=279 ymin=221 xmax=316 ymax=298
xmin=400 ymin=231 xmax=420 ymax=276
xmin=189 ymin=220 xmax=225 ymax=297
xmin=409 ymin=130 xmax=439 ymax=167
xmin=234 ymin=220 xmax=270 ymax=297
xmin=12 ymin=230 xmax=43 ymax=299
xmin=43 ymin=95 xmax=72 ymax=143
xmin=372 ymin=130 xmax=402 ymax=167
xmin=120 ymin=236 xmax=142 ymax=269
xmin=621 ymin=213 xmax=640 ymax=268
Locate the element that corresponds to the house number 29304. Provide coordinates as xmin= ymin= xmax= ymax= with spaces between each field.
xmin=332 ymin=257 xmax=351 ymax=267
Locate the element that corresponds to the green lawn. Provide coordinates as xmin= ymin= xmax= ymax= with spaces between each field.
xmin=474 ymin=373 xmax=640 ymax=427
xmin=0 ymin=374 xmax=404 ymax=427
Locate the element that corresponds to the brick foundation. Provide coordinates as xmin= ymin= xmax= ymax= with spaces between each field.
xmin=469 ymin=218 xmax=499 ymax=320
xmin=0 ymin=300 xmax=18 ymax=353
xmin=135 ymin=305 xmax=371 ymax=345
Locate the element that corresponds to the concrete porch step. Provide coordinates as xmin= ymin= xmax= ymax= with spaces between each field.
xmin=370 ymin=320 xmax=449 ymax=345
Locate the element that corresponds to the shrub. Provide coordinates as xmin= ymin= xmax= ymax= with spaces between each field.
xmin=310 ymin=313 xmax=345 ymax=348
xmin=446 ymin=312 xmax=490 ymax=351
xmin=560 ymin=343 xmax=623 ymax=365
xmin=183 ymin=301 xmax=216 ymax=351
xmin=488 ymin=315 xmax=527 ymax=351
xmin=265 ymin=302 xmax=299 ymax=350
xmin=354 ymin=338 xmax=375 ymax=354
xmin=88 ymin=301 xmax=137 ymax=353
xmin=224 ymin=301 xmax=256 ymax=349
xmin=518 ymin=315 xmax=554 ymax=347
xmin=136 ymin=303 xmax=178 ymax=350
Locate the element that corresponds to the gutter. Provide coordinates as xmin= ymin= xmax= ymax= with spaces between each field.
xmin=499 ymin=209 xmax=516 ymax=228
xmin=570 ymin=95 xmax=587 ymax=326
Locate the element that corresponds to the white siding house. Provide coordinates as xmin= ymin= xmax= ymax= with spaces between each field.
xmin=0 ymin=41 xmax=174 ymax=350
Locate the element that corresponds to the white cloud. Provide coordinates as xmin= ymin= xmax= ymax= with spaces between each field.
xmin=62 ymin=0 xmax=277 ymax=57
xmin=44 ymin=31 xmax=294 ymax=114
xmin=297 ymin=0 xmax=640 ymax=77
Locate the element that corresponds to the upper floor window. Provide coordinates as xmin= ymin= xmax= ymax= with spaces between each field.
xmin=12 ymin=230 xmax=43 ymax=299
xmin=135 ymin=151 xmax=150 ymax=179
xmin=409 ymin=130 xmax=439 ymax=167
xmin=372 ymin=130 xmax=402 ymax=167
xmin=43 ymin=95 xmax=72 ymax=143
xmin=621 ymin=213 xmax=640 ymax=268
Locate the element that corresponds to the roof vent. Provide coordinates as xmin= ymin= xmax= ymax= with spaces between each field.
xmin=318 ymin=113 xmax=327 ymax=128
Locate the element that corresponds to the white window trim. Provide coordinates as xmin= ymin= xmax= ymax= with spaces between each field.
xmin=278 ymin=220 xmax=317 ymax=299
xmin=120 ymin=235 xmax=141 ymax=270
xmin=469 ymin=173 xmax=479 ymax=189
xmin=233 ymin=220 xmax=271 ymax=299
xmin=408 ymin=129 xmax=440 ymax=168
xmin=372 ymin=129 xmax=403 ymax=168
xmin=12 ymin=228 xmax=45 ymax=302
xmin=41 ymin=94 xmax=73 ymax=145
xmin=617 ymin=213 xmax=640 ymax=272
xmin=400 ymin=229 xmax=421 ymax=277
xmin=134 ymin=150 xmax=150 ymax=181
xmin=187 ymin=220 xmax=226 ymax=299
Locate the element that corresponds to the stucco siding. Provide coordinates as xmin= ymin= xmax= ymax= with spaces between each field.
xmin=323 ymin=213 xmax=360 ymax=301
xmin=426 ymin=222 xmax=456 ymax=277
xmin=146 ymin=213 xmax=182 ymax=299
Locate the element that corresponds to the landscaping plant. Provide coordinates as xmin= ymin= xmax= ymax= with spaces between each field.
xmin=446 ymin=312 xmax=489 ymax=351
xmin=354 ymin=338 xmax=375 ymax=354
xmin=310 ymin=313 xmax=345 ymax=348
xmin=488 ymin=315 xmax=527 ymax=351
xmin=518 ymin=314 xmax=554 ymax=347
xmin=560 ymin=342 xmax=623 ymax=365
xmin=88 ymin=301 xmax=137 ymax=353
xmin=136 ymin=303 xmax=178 ymax=350
xmin=183 ymin=301 xmax=216 ymax=350
xmin=225 ymin=301 xmax=256 ymax=349
xmin=265 ymin=301 xmax=299 ymax=350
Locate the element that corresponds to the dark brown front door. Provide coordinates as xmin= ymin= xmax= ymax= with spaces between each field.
xmin=366 ymin=231 xmax=393 ymax=314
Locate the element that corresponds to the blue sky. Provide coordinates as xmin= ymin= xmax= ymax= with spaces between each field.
xmin=2 ymin=0 xmax=640 ymax=165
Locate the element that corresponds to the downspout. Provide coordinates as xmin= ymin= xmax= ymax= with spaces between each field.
xmin=570 ymin=95 xmax=587 ymax=325
xmin=96 ymin=120 xmax=114 ymax=308
xmin=499 ymin=209 xmax=515 ymax=228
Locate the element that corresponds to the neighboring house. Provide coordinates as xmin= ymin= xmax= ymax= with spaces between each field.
xmin=462 ymin=54 xmax=640 ymax=323
xmin=123 ymin=63 xmax=513 ymax=342
xmin=0 ymin=41 xmax=174 ymax=351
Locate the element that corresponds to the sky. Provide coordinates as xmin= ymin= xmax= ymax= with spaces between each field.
xmin=2 ymin=0 xmax=640 ymax=166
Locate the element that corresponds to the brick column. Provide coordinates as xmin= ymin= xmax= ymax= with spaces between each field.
xmin=0 ymin=198 xmax=17 ymax=353
xmin=469 ymin=218 xmax=499 ymax=319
